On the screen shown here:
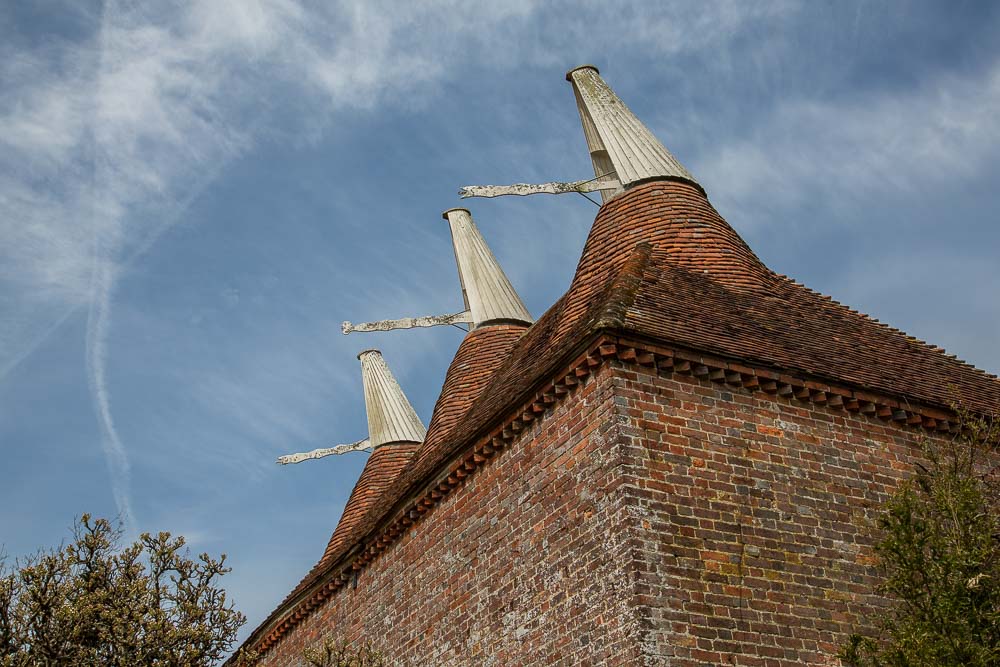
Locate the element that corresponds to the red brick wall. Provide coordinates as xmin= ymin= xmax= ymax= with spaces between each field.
xmin=257 ymin=358 xmax=938 ymax=666
xmin=259 ymin=361 xmax=646 ymax=666
xmin=615 ymin=360 xmax=936 ymax=666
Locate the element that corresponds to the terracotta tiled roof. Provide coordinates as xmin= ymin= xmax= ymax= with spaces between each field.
xmin=411 ymin=324 xmax=528 ymax=473
xmin=348 ymin=179 xmax=1000 ymax=530
xmin=318 ymin=443 xmax=419 ymax=564
xmin=259 ymin=324 xmax=527 ymax=631
xmin=275 ymin=442 xmax=418 ymax=611
xmin=242 ymin=179 xmax=999 ymax=656
xmin=600 ymin=181 xmax=1000 ymax=415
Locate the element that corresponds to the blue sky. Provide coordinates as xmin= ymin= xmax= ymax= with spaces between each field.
xmin=2 ymin=0 xmax=999 ymax=650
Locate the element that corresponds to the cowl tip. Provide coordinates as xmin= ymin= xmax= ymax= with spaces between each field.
xmin=566 ymin=64 xmax=600 ymax=81
xmin=442 ymin=207 xmax=471 ymax=220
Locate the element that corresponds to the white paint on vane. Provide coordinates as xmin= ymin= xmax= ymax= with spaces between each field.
xmin=342 ymin=310 xmax=472 ymax=335
xmin=276 ymin=350 xmax=424 ymax=466
xmin=276 ymin=438 xmax=373 ymax=465
xmin=458 ymin=176 xmax=620 ymax=199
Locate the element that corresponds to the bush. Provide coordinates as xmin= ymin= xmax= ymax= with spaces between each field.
xmin=840 ymin=409 xmax=1000 ymax=666
xmin=0 ymin=515 xmax=244 ymax=666
xmin=302 ymin=636 xmax=385 ymax=667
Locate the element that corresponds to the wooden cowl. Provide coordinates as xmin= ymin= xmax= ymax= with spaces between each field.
xmin=321 ymin=324 xmax=528 ymax=580
xmin=358 ymin=349 xmax=426 ymax=448
xmin=566 ymin=65 xmax=698 ymax=200
xmin=314 ymin=350 xmax=425 ymax=571
xmin=443 ymin=207 xmax=532 ymax=329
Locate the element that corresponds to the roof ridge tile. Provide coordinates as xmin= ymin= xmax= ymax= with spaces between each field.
xmin=770 ymin=273 xmax=1000 ymax=384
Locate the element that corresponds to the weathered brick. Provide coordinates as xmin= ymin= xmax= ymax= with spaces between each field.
xmin=248 ymin=358 xmax=969 ymax=667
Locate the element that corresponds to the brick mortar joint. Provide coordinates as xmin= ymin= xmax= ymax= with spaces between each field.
xmin=241 ymin=333 xmax=622 ymax=660
xmin=239 ymin=331 xmax=965 ymax=660
xmin=606 ymin=368 xmax=673 ymax=661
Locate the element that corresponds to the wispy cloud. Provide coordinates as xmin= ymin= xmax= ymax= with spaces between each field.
xmin=1 ymin=0 xmax=810 ymax=377
xmin=695 ymin=61 xmax=1000 ymax=226
xmin=1 ymin=0 xmax=285 ymax=525
xmin=1 ymin=0 xmax=451 ymax=521
xmin=9 ymin=0 xmax=989 ymax=562
xmin=85 ymin=262 xmax=132 ymax=525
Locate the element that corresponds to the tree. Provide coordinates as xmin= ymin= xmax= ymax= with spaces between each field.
xmin=840 ymin=408 xmax=1000 ymax=666
xmin=0 ymin=514 xmax=245 ymax=666
xmin=302 ymin=636 xmax=385 ymax=667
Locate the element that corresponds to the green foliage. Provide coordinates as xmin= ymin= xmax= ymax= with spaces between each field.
xmin=0 ymin=515 xmax=245 ymax=666
xmin=302 ymin=636 xmax=385 ymax=667
xmin=840 ymin=409 xmax=1000 ymax=667
xmin=231 ymin=646 xmax=260 ymax=666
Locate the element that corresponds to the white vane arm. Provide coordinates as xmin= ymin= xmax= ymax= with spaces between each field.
xmin=276 ymin=439 xmax=372 ymax=465
xmin=342 ymin=310 xmax=472 ymax=335
xmin=459 ymin=176 xmax=620 ymax=199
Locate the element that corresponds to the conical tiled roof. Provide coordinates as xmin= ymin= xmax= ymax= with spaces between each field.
xmin=315 ymin=441 xmax=419 ymax=566
xmin=273 ymin=351 xmax=424 ymax=613
xmin=568 ymin=178 xmax=770 ymax=292
xmin=411 ymin=324 xmax=526 ymax=471
xmin=237 ymin=67 xmax=1000 ymax=659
